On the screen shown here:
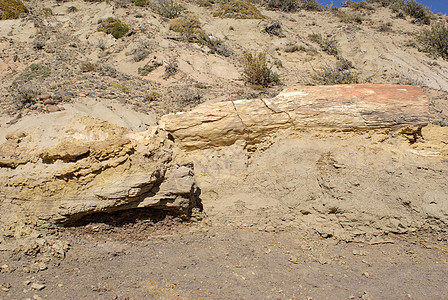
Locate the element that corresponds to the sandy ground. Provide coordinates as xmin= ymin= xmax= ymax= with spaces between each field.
xmin=1 ymin=214 xmax=447 ymax=300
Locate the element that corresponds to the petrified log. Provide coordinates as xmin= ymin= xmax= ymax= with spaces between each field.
xmin=160 ymin=84 xmax=429 ymax=150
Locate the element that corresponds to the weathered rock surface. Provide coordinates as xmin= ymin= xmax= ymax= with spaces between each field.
xmin=161 ymin=84 xmax=429 ymax=150
xmin=0 ymin=114 xmax=201 ymax=235
xmin=158 ymin=84 xmax=447 ymax=241
xmin=1 ymin=84 xmax=447 ymax=243
xmin=190 ymin=125 xmax=448 ymax=242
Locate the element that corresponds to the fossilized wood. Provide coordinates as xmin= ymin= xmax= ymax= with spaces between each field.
xmin=160 ymin=84 xmax=429 ymax=150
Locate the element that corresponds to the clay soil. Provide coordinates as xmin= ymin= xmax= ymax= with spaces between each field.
xmin=1 ymin=211 xmax=447 ymax=300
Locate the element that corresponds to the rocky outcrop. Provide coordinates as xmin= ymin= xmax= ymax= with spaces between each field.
xmin=160 ymin=84 xmax=429 ymax=150
xmin=1 ymin=84 xmax=447 ymax=243
xmin=0 ymin=116 xmax=201 ymax=232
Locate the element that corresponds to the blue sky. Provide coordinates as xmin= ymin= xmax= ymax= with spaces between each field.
xmin=318 ymin=0 xmax=448 ymax=15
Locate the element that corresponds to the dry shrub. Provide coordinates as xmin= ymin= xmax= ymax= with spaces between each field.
xmin=154 ymin=0 xmax=184 ymax=19
xmin=311 ymin=58 xmax=360 ymax=85
xmin=241 ymin=52 xmax=280 ymax=86
xmin=301 ymin=0 xmax=323 ymax=11
xmin=163 ymin=58 xmax=178 ymax=79
xmin=265 ymin=0 xmax=299 ymax=12
xmin=169 ymin=13 xmax=202 ymax=40
xmin=309 ymin=33 xmax=339 ymax=56
xmin=0 ymin=0 xmax=28 ymax=19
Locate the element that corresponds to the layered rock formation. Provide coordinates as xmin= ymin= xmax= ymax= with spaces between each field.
xmin=160 ymin=84 xmax=447 ymax=241
xmin=1 ymin=84 xmax=447 ymax=242
xmin=0 ymin=115 xmax=201 ymax=234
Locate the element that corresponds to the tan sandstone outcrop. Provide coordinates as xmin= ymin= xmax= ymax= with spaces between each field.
xmin=160 ymin=84 xmax=429 ymax=150
xmin=0 ymin=116 xmax=201 ymax=234
xmin=1 ymin=84 xmax=447 ymax=243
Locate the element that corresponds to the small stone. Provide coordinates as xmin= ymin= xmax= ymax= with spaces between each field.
xmin=39 ymin=94 xmax=51 ymax=100
xmin=33 ymin=295 xmax=42 ymax=300
xmin=43 ymin=99 xmax=55 ymax=105
xmin=38 ymin=262 xmax=47 ymax=271
xmin=46 ymin=105 xmax=60 ymax=112
xmin=1 ymin=287 xmax=9 ymax=292
xmin=363 ymin=272 xmax=370 ymax=278
xmin=265 ymin=225 xmax=275 ymax=232
xmin=31 ymin=283 xmax=45 ymax=291
xmin=361 ymin=291 xmax=371 ymax=300
xmin=23 ymin=280 xmax=31 ymax=286
xmin=78 ymin=92 xmax=89 ymax=97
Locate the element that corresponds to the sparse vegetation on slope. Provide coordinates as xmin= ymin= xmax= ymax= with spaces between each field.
xmin=311 ymin=58 xmax=361 ymax=85
xmin=17 ymin=63 xmax=50 ymax=82
xmin=366 ymin=0 xmax=433 ymax=24
xmin=416 ymin=22 xmax=448 ymax=59
xmin=214 ymin=0 xmax=264 ymax=19
xmin=309 ymin=33 xmax=339 ymax=56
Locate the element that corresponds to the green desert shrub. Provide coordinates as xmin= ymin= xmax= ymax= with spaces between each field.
xmin=0 ymin=0 xmax=28 ymax=20
xmin=154 ymin=0 xmax=184 ymax=19
xmin=98 ymin=17 xmax=129 ymax=39
xmin=144 ymin=91 xmax=161 ymax=102
xmin=311 ymin=58 xmax=360 ymax=85
xmin=416 ymin=22 xmax=448 ymax=59
xmin=309 ymin=33 xmax=339 ymax=56
xmin=265 ymin=0 xmax=299 ymax=12
xmin=214 ymin=0 xmax=264 ymax=19
xmin=403 ymin=0 xmax=432 ymax=24
xmin=241 ymin=52 xmax=280 ymax=86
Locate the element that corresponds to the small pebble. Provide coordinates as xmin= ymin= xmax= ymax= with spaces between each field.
xmin=31 ymin=283 xmax=45 ymax=291
xmin=46 ymin=105 xmax=60 ymax=112
xmin=39 ymin=94 xmax=51 ymax=100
